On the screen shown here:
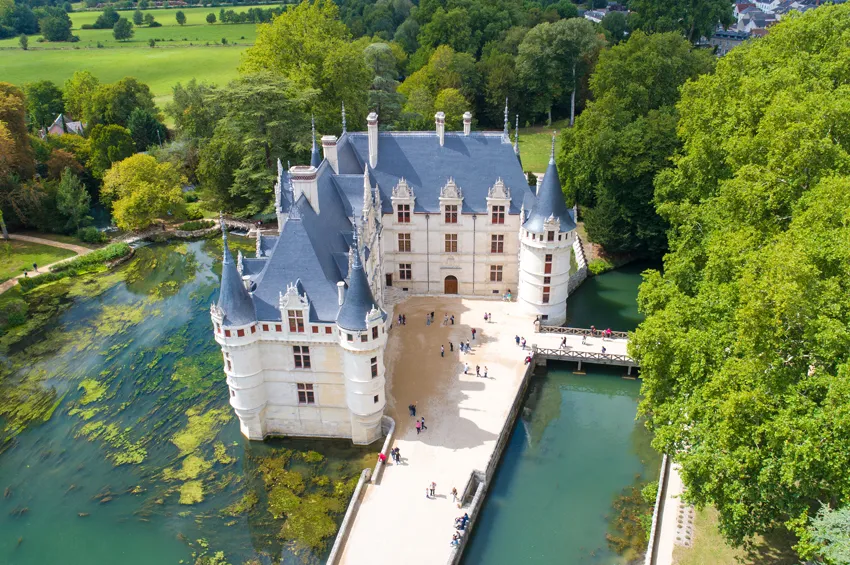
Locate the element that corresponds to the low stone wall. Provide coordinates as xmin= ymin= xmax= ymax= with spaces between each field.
xmin=172 ymin=224 xmax=221 ymax=239
xmin=447 ymin=360 xmax=538 ymax=564
xmin=326 ymin=467 xmax=372 ymax=565
xmin=370 ymin=416 xmax=396 ymax=485
xmin=644 ymin=453 xmax=671 ymax=565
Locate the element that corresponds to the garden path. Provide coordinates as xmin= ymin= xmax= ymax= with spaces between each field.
xmin=0 ymin=234 xmax=92 ymax=295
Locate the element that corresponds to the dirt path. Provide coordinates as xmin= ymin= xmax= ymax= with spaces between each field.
xmin=0 ymin=234 xmax=93 ymax=295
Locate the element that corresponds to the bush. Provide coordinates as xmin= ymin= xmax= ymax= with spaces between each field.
xmin=185 ymin=202 xmax=204 ymax=220
xmin=184 ymin=191 xmax=199 ymax=203
xmin=0 ymin=298 xmax=28 ymax=328
xmin=19 ymin=243 xmax=132 ymax=291
xmin=178 ymin=219 xmax=214 ymax=231
xmin=588 ymin=257 xmax=615 ymax=276
xmin=76 ymin=226 xmax=108 ymax=244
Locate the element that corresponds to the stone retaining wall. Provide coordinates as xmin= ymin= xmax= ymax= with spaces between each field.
xmin=568 ymin=234 xmax=589 ymax=294
xmin=644 ymin=453 xmax=671 ymax=565
xmin=370 ymin=416 xmax=396 ymax=485
xmin=326 ymin=468 xmax=372 ymax=565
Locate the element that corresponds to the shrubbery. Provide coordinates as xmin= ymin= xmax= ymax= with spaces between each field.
xmin=18 ymin=243 xmax=131 ymax=291
xmin=76 ymin=226 xmax=108 ymax=244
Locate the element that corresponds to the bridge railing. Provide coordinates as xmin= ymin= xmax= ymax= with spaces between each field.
xmin=534 ymin=347 xmax=637 ymax=366
xmin=538 ymin=326 xmax=629 ymax=339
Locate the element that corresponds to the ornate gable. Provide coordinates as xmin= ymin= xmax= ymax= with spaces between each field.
xmin=488 ymin=178 xmax=511 ymax=201
xmin=440 ymin=178 xmax=463 ymax=200
xmin=391 ymin=178 xmax=414 ymax=201
xmin=279 ymin=282 xmax=309 ymax=313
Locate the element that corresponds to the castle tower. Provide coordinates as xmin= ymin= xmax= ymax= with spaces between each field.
xmin=211 ymin=217 xmax=265 ymax=439
xmin=517 ymin=136 xmax=576 ymax=325
xmin=336 ymin=230 xmax=387 ymax=445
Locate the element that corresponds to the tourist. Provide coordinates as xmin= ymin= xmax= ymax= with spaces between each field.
xmin=441 ymin=345 xmax=445 ymax=357
xmin=560 ymin=337 xmax=567 ymax=349
xmin=476 ymin=365 xmax=480 ymax=377
xmin=451 ymin=487 xmax=458 ymax=503
xmin=378 ymin=452 xmax=387 ymax=465
xmin=464 ymin=363 xmax=469 ymax=374
xmin=471 ymin=328 xmax=476 ymax=340
xmin=451 ymin=533 xmax=460 ymax=546
xmin=606 ymin=328 xmax=612 ymax=339
xmin=426 ymin=485 xmax=431 ymax=499
xmin=22 ymin=269 xmax=28 ymax=278
xmin=426 ymin=315 xmax=431 ymax=326
xmin=416 ymin=420 xmax=422 ymax=434
xmin=409 ymin=403 xmax=415 ymax=416
xmin=444 ymin=314 xmax=449 ymax=325
xmin=430 ymin=481 xmax=436 ymax=497
xmin=590 ymin=325 xmax=596 ymax=336
xmin=489 ymin=313 xmax=493 ymax=323
xmin=32 ymin=262 xmax=38 ymax=273
xmin=484 ymin=367 xmax=488 ymax=378
xmin=394 ymin=447 xmax=401 ymax=463
xmin=515 ymin=335 xmax=520 ymax=346
xmin=466 ymin=339 xmax=471 ymax=351
xmin=602 ymin=346 xmax=607 ymax=354
xmin=524 ymin=355 xmax=532 ymax=365
xmin=420 ymin=417 xmax=427 ymax=431
xmin=521 ymin=337 xmax=526 ymax=349
xmin=581 ymin=335 xmax=587 ymax=345
xmin=402 ymin=314 xmax=406 ymax=325
xmin=398 ymin=314 xmax=402 ymax=326
xmin=412 ymin=402 xmax=417 ymax=416
xmin=484 ymin=313 xmax=488 ymax=322
xmin=449 ymin=342 xmax=454 ymax=352
xmin=451 ymin=315 xmax=455 ymax=325
xmin=430 ymin=311 xmax=435 ymax=322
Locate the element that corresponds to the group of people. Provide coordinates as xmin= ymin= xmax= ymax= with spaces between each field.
xmin=397 ymin=314 xmax=407 ymax=325
xmin=450 ymin=513 xmax=470 ymax=546
xmin=463 ymin=363 xmax=488 ymax=378
xmin=589 ymin=325 xmax=614 ymax=340
xmin=515 ymin=335 xmax=527 ymax=349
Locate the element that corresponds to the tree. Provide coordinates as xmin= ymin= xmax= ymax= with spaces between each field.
xmin=89 ymin=77 xmax=156 ymax=127
xmin=418 ymin=7 xmax=475 ymax=54
xmin=126 ymin=107 xmax=166 ymax=150
xmin=206 ymin=12 xmax=215 ymax=24
xmin=197 ymin=73 xmax=315 ymax=215
xmin=628 ymin=0 xmax=733 ymax=43
xmin=516 ymin=18 xmax=605 ymax=126
xmin=166 ymin=79 xmax=220 ymax=140
xmin=631 ymin=5 xmax=850 ymax=555
xmin=63 ymin=70 xmax=99 ymax=123
xmin=559 ymin=32 xmax=714 ymax=254
xmin=175 ymin=10 xmax=185 ymax=25
xmin=92 ymin=6 xmax=119 ymax=29
xmin=433 ymin=88 xmax=468 ymax=130
xmin=87 ymin=124 xmax=134 ymax=177
xmin=132 ymin=9 xmax=143 ymax=25
xmin=601 ymin=11 xmax=629 ymax=44
xmin=364 ymin=42 xmax=403 ymax=125
xmin=37 ymin=7 xmax=73 ymax=41
xmin=803 ymin=504 xmax=850 ymax=565
xmin=24 ymin=80 xmax=64 ymax=130
xmin=477 ymin=50 xmax=519 ymax=127
xmin=18 ymin=33 xmax=26 ymax=49
xmin=240 ymin=0 xmax=370 ymax=133
xmin=143 ymin=13 xmax=156 ymax=26
xmin=55 ymin=167 xmax=90 ymax=229
xmin=393 ymin=17 xmax=419 ymax=54
xmin=0 ymin=82 xmax=35 ymax=180
xmin=112 ymin=17 xmax=133 ymax=41
xmin=2 ymin=4 xmax=38 ymax=35
xmin=101 ymin=154 xmax=185 ymax=230
xmin=46 ymin=148 xmax=84 ymax=180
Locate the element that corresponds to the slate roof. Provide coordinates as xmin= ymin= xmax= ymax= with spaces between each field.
xmin=337 ymin=243 xmax=379 ymax=331
xmin=523 ymin=154 xmax=576 ymax=233
xmin=217 ymin=233 xmax=256 ymax=325
xmin=348 ymin=132 xmax=535 ymax=215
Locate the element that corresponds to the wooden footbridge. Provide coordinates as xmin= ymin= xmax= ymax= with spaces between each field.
xmin=532 ymin=325 xmax=639 ymax=375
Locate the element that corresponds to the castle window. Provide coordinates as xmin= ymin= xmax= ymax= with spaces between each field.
xmin=224 ymin=329 xmax=231 ymax=337
xmin=215 ymin=323 xmax=221 ymax=334
xmin=542 ymin=286 xmax=550 ymax=304
xmin=491 ymin=205 xmax=505 ymax=224
xmin=547 ymin=231 xmax=555 ymax=242
xmin=544 ymin=276 xmax=551 ymax=284
xmin=293 ymin=346 xmax=311 ymax=369
xmin=372 ymin=326 xmax=378 ymax=339
xmin=371 ymin=356 xmax=378 ymax=378
xmin=544 ymin=254 xmax=553 ymax=274
xmin=325 ymin=327 xmax=332 ymax=334
xmin=399 ymin=264 xmax=412 ymax=280
xmin=237 ymin=329 xmax=245 ymax=337
xmin=297 ymin=383 xmax=315 ymax=404
xmin=312 ymin=326 xmax=319 ymax=334
xmin=490 ymin=234 xmax=504 ymax=253
xmin=444 ymin=205 xmax=458 ymax=224
xmin=288 ymin=310 xmax=305 ymax=333
xmin=230 ymin=388 xmax=235 ymax=397
xmin=224 ymin=351 xmax=232 ymax=371
xmin=373 ymin=394 xmax=379 ymax=404
xmin=445 ymin=234 xmax=457 ymax=253
xmin=347 ymin=333 xmax=353 ymax=342
xmin=262 ymin=324 xmax=269 ymax=331
xmin=251 ymin=325 xmax=256 ymax=334
xmin=361 ymin=334 xmax=368 ymax=343
xmin=275 ymin=324 xmax=282 ymax=332
xmin=398 ymin=233 xmax=411 ymax=252
xmin=397 ymin=204 xmax=410 ymax=223
xmin=490 ymin=265 xmax=503 ymax=282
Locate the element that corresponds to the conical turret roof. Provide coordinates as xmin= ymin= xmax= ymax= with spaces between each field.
xmin=523 ymin=136 xmax=575 ymax=233
xmin=217 ymin=216 xmax=256 ymax=326
xmin=337 ymin=232 xmax=380 ymax=331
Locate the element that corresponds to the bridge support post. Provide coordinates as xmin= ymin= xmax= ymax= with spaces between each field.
xmin=627 ymin=366 xmax=632 ymax=376
xmin=577 ymin=360 xmax=582 ymax=372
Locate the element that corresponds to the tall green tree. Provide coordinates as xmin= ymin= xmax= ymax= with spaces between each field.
xmin=89 ymin=77 xmax=156 ymax=127
xmin=87 ymin=124 xmax=134 ymax=177
xmin=175 ymin=10 xmax=185 ymax=25
xmin=397 ymin=45 xmax=478 ymax=127
xmin=364 ymin=42 xmax=403 ymax=125
xmin=112 ymin=17 xmax=133 ymax=41
xmin=24 ymin=80 xmax=64 ymax=130
xmin=63 ymin=70 xmax=99 ymax=122
xmin=516 ymin=18 xmax=605 ymax=126
xmin=628 ymin=0 xmax=733 ymax=43
xmin=132 ymin=9 xmax=143 ymax=25
xmin=559 ymin=32 xmax=714 ymax=254
xmin=241 ymin=0 xmax=370 ymax=133
xmin=631 ymin=6 xmax=850 ymax=557
xmin=601 ymin=11 xmax=629 ymax=44
xmin=127 ymin=107 xmax=166 ymax=151
xmin=197 ymin=73 xmax=316 ymax=215
xmin=36 ymin=7 xmax=73 ymax=42
xmin=166 ymin=79 xmax=221 ymax=140
xmin=55 ymin=167 xmax=90 ymax=230
xmin=102 ymin=153 xmax=185 ymax=230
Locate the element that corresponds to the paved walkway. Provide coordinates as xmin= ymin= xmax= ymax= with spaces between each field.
xmin=654 ymin=463 xmax=685 ymax=565
xmin=533 ymin=330 xmax=630 ymax=358
xmin=0 ymin=234 xmax=92 ymax=295
xmin=339 ymin=297 xmax=536 ymax=565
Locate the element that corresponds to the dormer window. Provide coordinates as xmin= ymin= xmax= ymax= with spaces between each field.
xmin=491 ymin=205 xmax=505 ymax=224
xmin=397 ymin=204 xmax=410 ymax=223
xmin=547 ymin=231 xmax=555 ymax=242
xmin=288 ymin=310 xmax=305 ymax=333
xmin=445 ymin=205 xmax=458 ymax=224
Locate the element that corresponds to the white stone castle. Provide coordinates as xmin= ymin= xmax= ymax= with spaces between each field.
xmin=212 ymin=105 xmax=578 ymax=444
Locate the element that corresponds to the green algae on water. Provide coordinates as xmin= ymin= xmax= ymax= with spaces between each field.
xmin=172 ymin=407 xmax=232 ymax=456
xmin=78 ymin=379 xmax=108 ymax=405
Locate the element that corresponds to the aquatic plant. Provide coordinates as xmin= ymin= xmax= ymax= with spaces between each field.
xmin=172 ymin=407 xmax=232 ymax=456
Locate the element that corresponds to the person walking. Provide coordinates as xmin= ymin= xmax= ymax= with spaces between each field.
xmin=466 ymin=339 xmax=471 ymax=351
xmin=581 ymin=334 xmax=587 ymax=345
xmin=451 ymin=315 xmax=455 ymax=325
xmin=489 ymin=312 xmax=493 ymax=323
xmin=484 ymin=366 xmax=488 ymax=378
xmin=426 ymin=485 xmax=431 ymax=499
xmin=443 ymin=314 xmax=449 ymax=326
xmin=515 ymin=335 xmax=520 ymax=346
xmin=412 ymin=401 xmax=417 ymax=416
xmin=402 ymin=314 xmax=406 ymax=325
xmin=521 ymin=337 xmax=526 ymax=349
xmin=420 ymin=417 xmax=427 ymax=431
xmin=430 ymin=482 xmax=436 ymax=497
xmin=471 ymin=328 xmax=476 ymax=340
xmin=476 ymin=365 xmax=480 ymax=377
xmin=449 ymin=342 xmax=454 ymax=352
xmin=416 ymin=419 xmax=422 ymax=434
xmin=484 ymin=313 xmax=488 ymax=323
xmin=602 ymin=346 xmax=607 ymax=354
xmin=398 ymin=314 xmax=402 ymax=326
xmin=464 ymin=363 xmax=469 ymax=374
xmin=32 ymin=262 xmax=38 ymax=273
xmin=560 ymin=337 xmax=567 ymax=349
xmin=451 ymin=487 xmax=458 ymax=503
xmin=426 ymin=314 xmax=431 ymax=326
xmin=409 ymin=403 xmax=415 ymax=416
xmin=441 ymin=345 xmax=445 ymax=357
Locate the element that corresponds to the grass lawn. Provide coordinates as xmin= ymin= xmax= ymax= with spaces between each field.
xmin=0 ymin=45 xmax=244 ymax=107
xmin=0 ymin=240 xmax=77 ymax=283
xmin=17 ymin=231 xmax=104 ymax=250
xmin=673 ymin=507 xmax=799 ymax=565
xmin=518 ymin=119 xmax=570 ymax=173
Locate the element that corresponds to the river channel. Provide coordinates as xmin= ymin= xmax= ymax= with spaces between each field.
xmin=463 ymin=261 xmax=660 ymax=565
xmin=0 ymin=239 xmax=375 ymax=565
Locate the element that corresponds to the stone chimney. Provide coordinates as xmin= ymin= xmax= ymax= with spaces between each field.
xmin=289 ymin=165 xmax=320 ymax=214
xmin=435 ymin=111 xmax=446 ymax=147
xmin=322 ymin=135 xmax=339 ymax=173
xmin=337 ymin=281 xmax=345 ymax=306
xmin=463 ymin=111 xmax=472 ymax=135
xmin=367 ymin=112 xmax=379 ymax=168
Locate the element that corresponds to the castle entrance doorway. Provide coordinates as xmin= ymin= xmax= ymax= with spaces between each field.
xmin=444 ymin=275 xmax=458 ymax=294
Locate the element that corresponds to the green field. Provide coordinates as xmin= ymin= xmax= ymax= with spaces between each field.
xmin=518 ymin=119 xmax=569 ymax=173
xmin=0 ymin=240 xmax=77 ymax=283
xmin=0 ymin=45 xmax=244 ymax=106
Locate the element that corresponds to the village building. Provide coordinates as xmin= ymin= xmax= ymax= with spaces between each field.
xmin=212 ymin=106 xmax=578 ymax=444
